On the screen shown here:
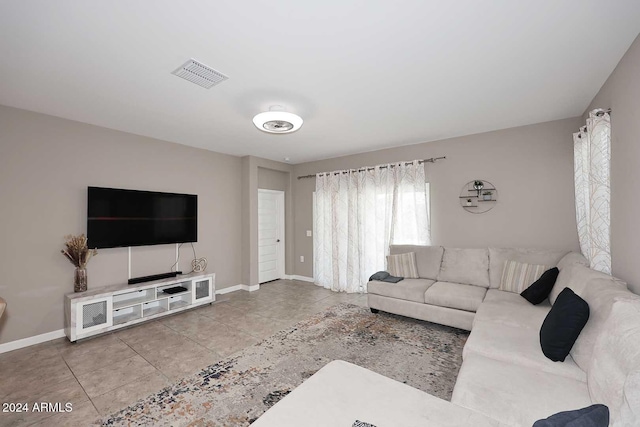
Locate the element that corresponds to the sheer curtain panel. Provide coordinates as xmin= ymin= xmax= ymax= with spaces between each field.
xmin=313 ymin=160 xmax=429 ymax=293
xmin=573 ymin=109 xmax=611 ymax=274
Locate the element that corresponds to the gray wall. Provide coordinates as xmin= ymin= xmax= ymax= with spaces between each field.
xmin=585 ymin=33 xmax=640 ymax=294
xmin=0 ymin=105 xmax=243 ymax=344
xmin=258 ymin=167 xmax=289 ymax=192
xmin=293 ymin=118 xmax=582 ymax=278
xmin=257 ymin=167 xmax=294 ymax=276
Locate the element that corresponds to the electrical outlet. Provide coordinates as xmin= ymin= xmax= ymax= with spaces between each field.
xmin=300 ymin=256 xmax=305 ymax=263
xmin=306 ymin=230 xmax=312 ymax=237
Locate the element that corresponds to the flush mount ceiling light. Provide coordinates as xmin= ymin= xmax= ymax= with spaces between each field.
xmin=253 ymin=106 xmax=303 ymax=134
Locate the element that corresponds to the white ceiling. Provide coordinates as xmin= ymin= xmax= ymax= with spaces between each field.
xmin=1 ymin=1 xmax=639 ymax=163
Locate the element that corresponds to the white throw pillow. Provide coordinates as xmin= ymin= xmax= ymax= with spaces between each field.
xmin=386 ymin=252 xmax=419 ymax=279
xmin=499 ymin=260 xmax=549 ymax=293
xmin=488 ymin=247 xmax=567 ymax=289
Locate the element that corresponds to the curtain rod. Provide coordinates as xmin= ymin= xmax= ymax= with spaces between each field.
xmin=577 ymin=108 xmax=612 ymax=135
xmin=593 ymin=108 xmax=612 ymax=117
xmin=296 ymin=156 xmax=446 ymax=179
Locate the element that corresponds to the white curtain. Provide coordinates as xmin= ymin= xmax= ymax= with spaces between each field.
xmin=313 ymin=160 xmax=430 ymax=293
xmin=573 ymin=109 xmax=611 ymax=274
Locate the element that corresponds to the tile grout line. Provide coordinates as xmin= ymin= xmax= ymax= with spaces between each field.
xmin=143 ymin=317 xmax=225 ymax=365
xmin=7 ymin=349 xmax=87 ymax=426
xmin=119 ymin=322 xmax=228 ymax=389
xmin=89 ymin=335 xmax=176 ymax=416
xmin=74 ymin=336 xmax=160 ymax=412
xmin=59 ymin=353 xmax=101 ymax=420
xmin=115 ymin=333 xmax=172 ymax=384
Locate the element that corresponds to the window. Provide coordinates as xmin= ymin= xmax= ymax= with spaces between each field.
xmin=390 ymin=183 xmax=430 ymax=245
xmin=313 ymin=161 xmax=430 ymax=292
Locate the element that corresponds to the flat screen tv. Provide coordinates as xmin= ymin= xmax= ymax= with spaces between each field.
xmin=87 ymin=187 xmax=197 ymax=249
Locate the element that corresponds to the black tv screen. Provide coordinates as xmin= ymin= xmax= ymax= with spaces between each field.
xmin=87 ymin=187 xmax=197 ymax=249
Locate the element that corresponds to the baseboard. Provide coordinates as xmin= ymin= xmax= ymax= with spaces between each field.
xmin=216 ymin=284 xmax=260 ymax=294
xmin=284 ymin=275 xmax=314 ymax=283
xmin=0 ymin=329 xmax=66 ymax=354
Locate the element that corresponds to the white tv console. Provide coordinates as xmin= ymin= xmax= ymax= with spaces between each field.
xmin=64 ymin=272 xmax=215 ymax=342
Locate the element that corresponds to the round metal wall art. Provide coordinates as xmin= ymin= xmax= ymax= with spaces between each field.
xmin=460 ymin=180 xmax=498 ymax=214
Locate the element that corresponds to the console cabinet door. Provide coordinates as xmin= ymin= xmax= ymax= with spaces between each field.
xmin=76 ymin=296 xmax=113 ymax=335
xmin=192 ymin=277 xmax=213 ymax=303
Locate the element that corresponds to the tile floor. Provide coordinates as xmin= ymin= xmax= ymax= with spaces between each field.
xmin=0 ymin=280 xmax=367 ymax=426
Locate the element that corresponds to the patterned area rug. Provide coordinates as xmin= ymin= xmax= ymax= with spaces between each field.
xmin=102 ymin=304 xmax=468 ymax=426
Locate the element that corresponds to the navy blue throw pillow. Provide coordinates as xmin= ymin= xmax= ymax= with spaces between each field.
xmin=540 ymin=287 xmax=589 ymax=362
xmin=521 ymin=267 xmax=559 ymax=305
xmin=533 ymin=404 xmax=609 ymax=427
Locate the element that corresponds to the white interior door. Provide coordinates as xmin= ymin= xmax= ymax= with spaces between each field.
xmin=258 ymin=189 xmax=285 ymax=283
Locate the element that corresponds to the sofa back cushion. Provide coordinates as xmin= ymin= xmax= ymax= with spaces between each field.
xmin=390 ymin=245 xmax=443 ymax=280
xmin=588 ymin=299 xmax=640 ymax=424
xmin=488 ymin=248 xmax=568 ymax=289
xmin=557 ymin=252 xmax=590 ymax=271
xmin=550 ymin=264 xmax=626 ymax=305
xmin=570 ymin=279 xmax=635 ymax=371
xmin=437 ymin=248 xmax=489 ymax=288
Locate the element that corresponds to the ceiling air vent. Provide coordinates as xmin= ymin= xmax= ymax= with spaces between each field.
xmin=171 ymin=59 xmax=228 ymax=89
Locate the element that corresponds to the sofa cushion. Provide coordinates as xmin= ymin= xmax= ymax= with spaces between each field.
xmin=521 ymin=267 xmax=560 ymax=305
xmin=499 ymin=260 xmax=550 ymax=293
xmin=252 ymin=360 xmax=503 ymax=427
xmin=588 ymin=299 xmax=640 ymax=424
xmin=386 ymin=252 xmax=419 ymax=278
xmin=367 ymin=278 xmax=434 ymax=303
xmin=368 ymin=294 xmax=475 ymax=331
xmin=570 ymin=280 xmax=637 ymax=371
xmin=390 ymin=245 xmax=443 ymax=280
xmin=556 ymin=252 xmax=590 ymax=271
xmin=550 ymin=264 xmax=626 ymax=305
xmin=464 ymin=320 xmax=587 ymax=382
xmin=438 ymin=248 xmax=490 ymax=288
xmin=423 ymin=282 xmax=487 ymax=313
xmin=540 ymin=288 xmax=590 ymax=362
xmin=532 ymin=404 xmax=609 ymax=427
xmin=452 ymin=354 xmax=592 ymax=427
xmin=474 ymin=289 xmax=551 ymax=330
xmin=488 ymin=248 xmax=567 ymax=289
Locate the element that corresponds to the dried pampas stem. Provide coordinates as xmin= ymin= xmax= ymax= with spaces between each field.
xmin=61 ymin=234 xmax=98 ymax=269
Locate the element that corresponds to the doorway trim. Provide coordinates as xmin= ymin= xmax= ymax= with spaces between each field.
xmin=258 ymin=188 xmax=286 ymax=283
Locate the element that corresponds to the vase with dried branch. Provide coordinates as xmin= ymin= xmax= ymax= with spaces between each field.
xmin=61 ymin=234 xmax=98 ymax=292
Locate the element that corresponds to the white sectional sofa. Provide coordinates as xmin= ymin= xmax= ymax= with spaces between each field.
xmin=253 ymin=247 xmax=640 ymax=426
xmin=368 ymin=245 xmax=569 ymax=331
